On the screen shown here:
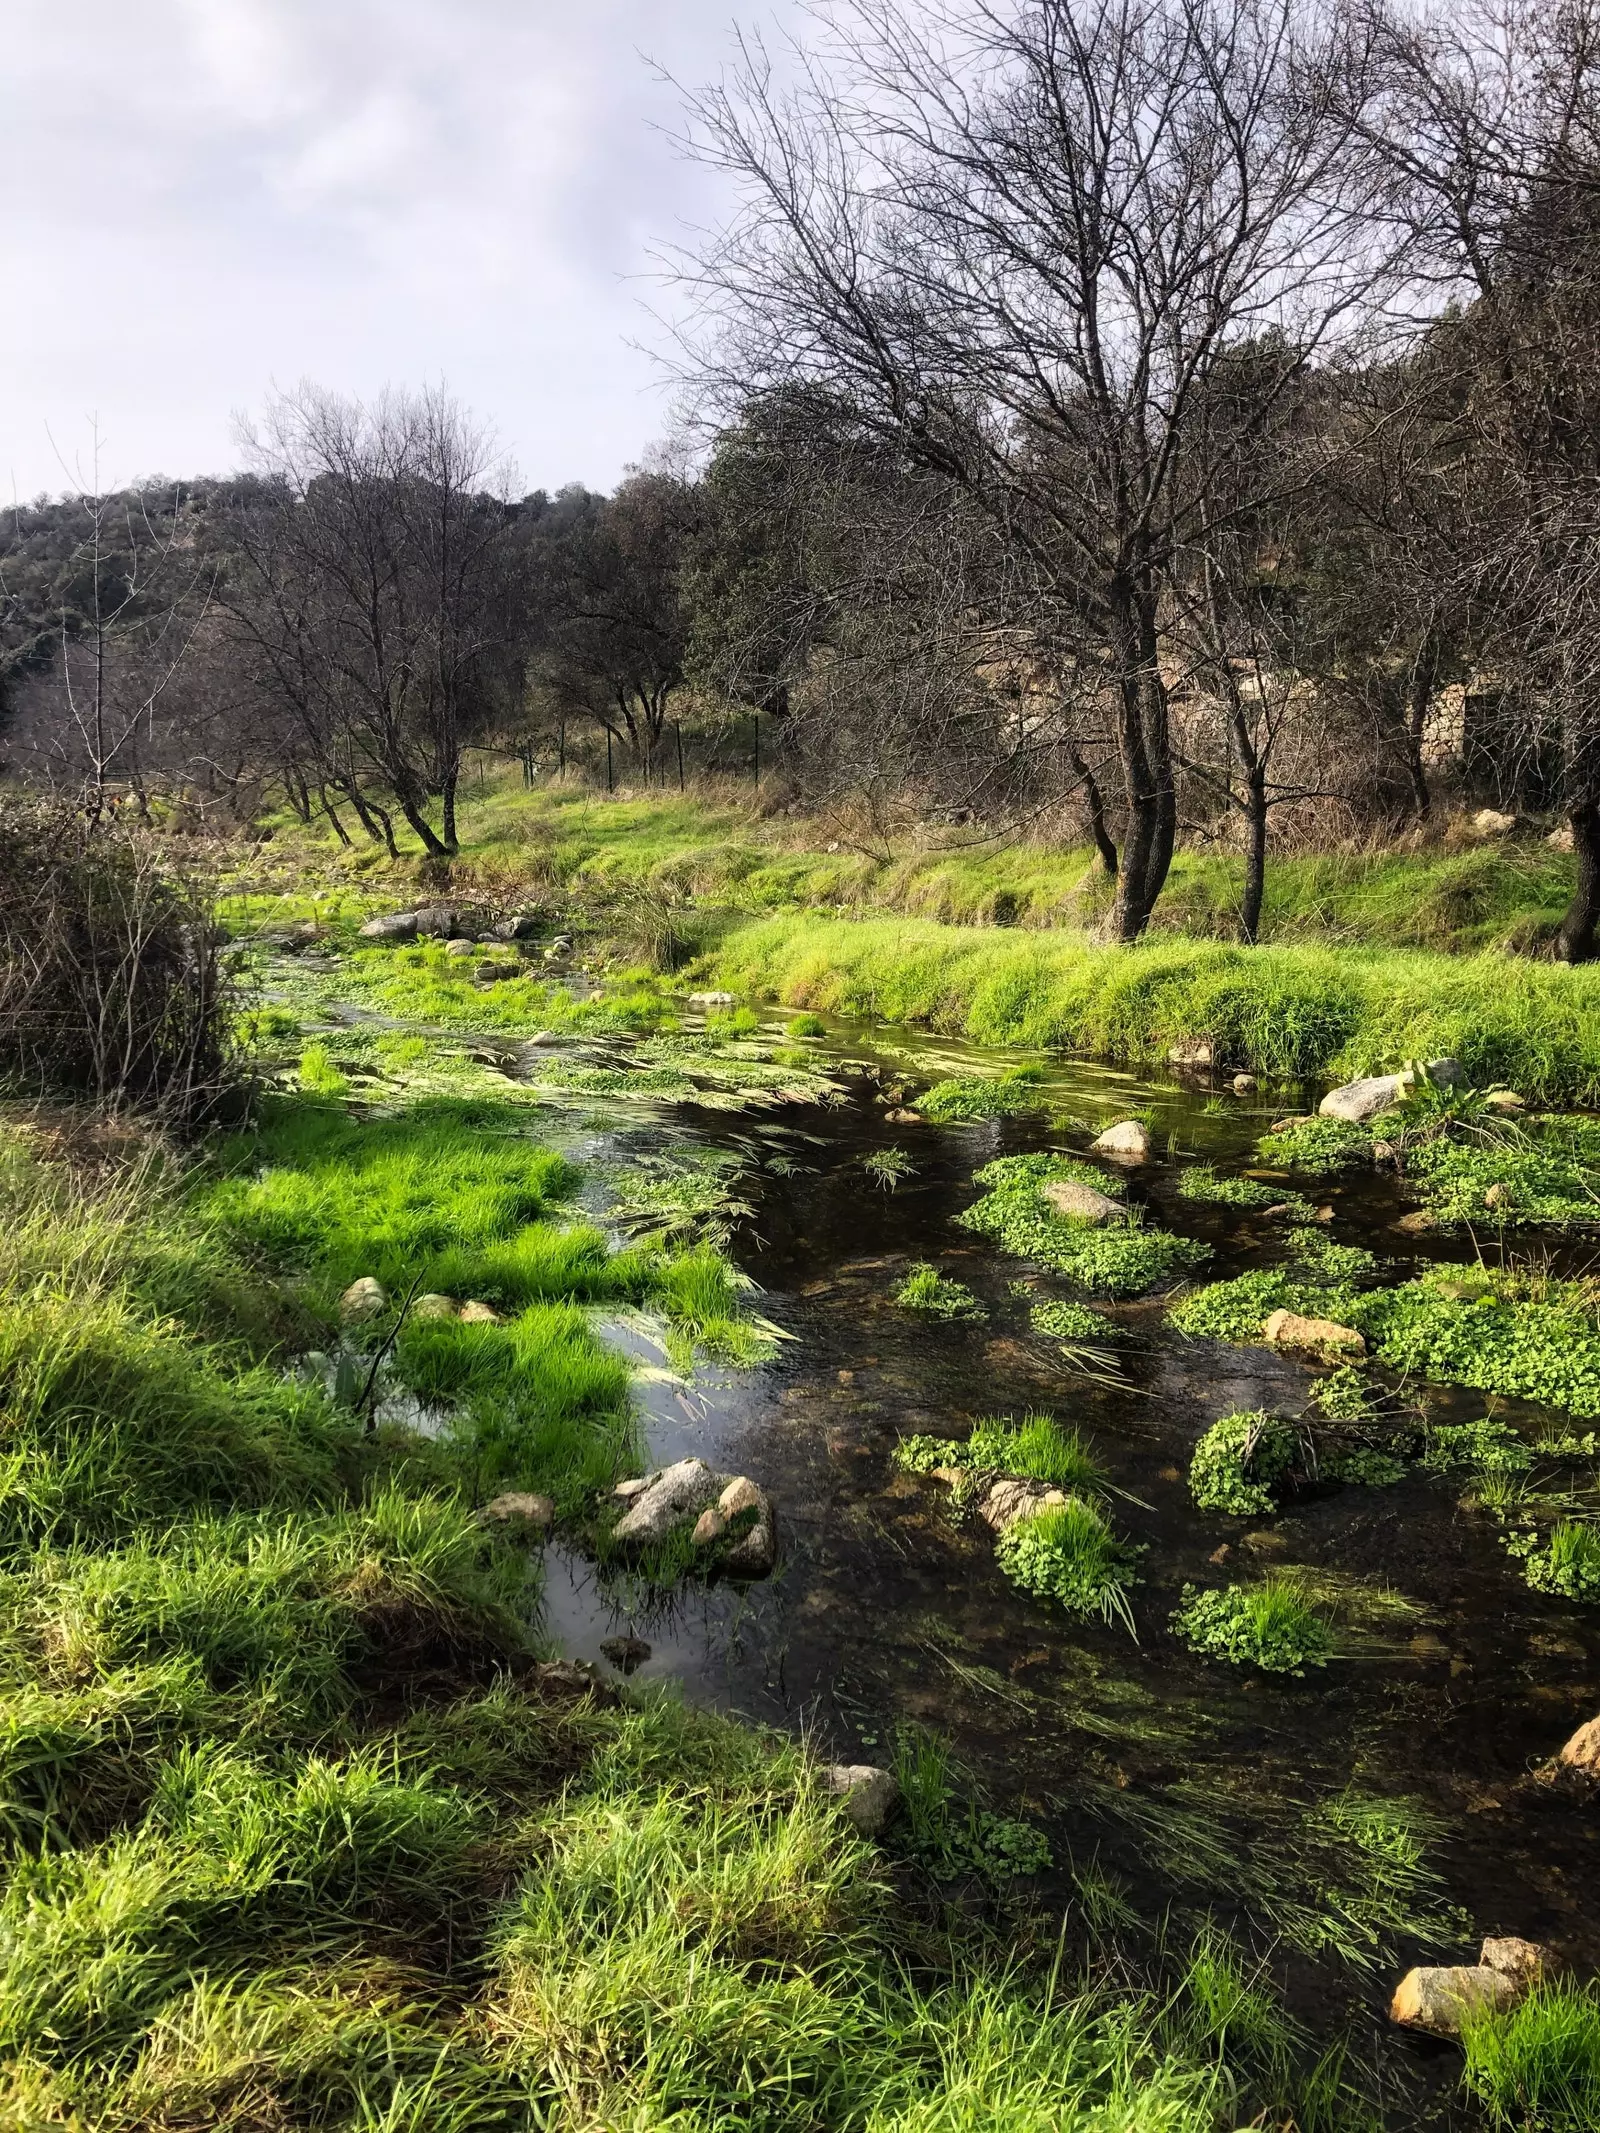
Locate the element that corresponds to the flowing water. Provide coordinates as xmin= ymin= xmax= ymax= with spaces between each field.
xmin=297 ymin=970 xmax=1600 ymax=2090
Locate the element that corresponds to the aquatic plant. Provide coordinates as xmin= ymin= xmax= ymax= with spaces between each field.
xmin=1177 ymin=1165 xmax=1316 ymax=1220
xmin=1462 ymin=1979 xmax=1600 ymax=2132
xmin=994 ymin=1498 xmax=1142 ymax=1632
xmin=916 ymin=1069 xmax=1049 ymax=1123
xmin=296 ymin=1041 xmax=350 ymax=1099
xmin=957 ymin=1153 xmax=1208 ymax=1297
xmin=1325 ymin=1448 xmax=1409 ymax=1487
xmin=1409 ymin=1115 xmax=1600 ymax=1230
xmin=892 ymin=1261 xmax=987 ymax=1320
xmin=1421 ymin=1418 xmax=1533 ymax=1475
xmin=895 ymin=1413 xmax=1104 ymax=1492
xmin=1188 ymin=1412 xmax=1299 ymax=1517
xmin=787 ymin=1012 xmax=826 ymax=1036
xmin=1254 ymin=1118 xmax=1374 ymax=1172
xmin=1171 ymin=1577 xmax=1335 ymax=1675
xmin=860 ymin=1147 xmax=916 ymax=1191
xmin=1306 ymin=1364 xmax=1375 ymax=1422
xmin=1029 ymin=1296 xmax=1125 ymax=1341
xmin=888 ymin=1725 xmax=1052 ymax=1881
xmin=1508 ymin=1520 xmax=1600 ymax=1603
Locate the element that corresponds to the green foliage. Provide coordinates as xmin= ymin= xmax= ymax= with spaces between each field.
xmin=897 ymin=1413 xmax=1105 ymax=1494
xmin=1306 ymin=1365 xmax=1374 ymax=1421
xmin=889 ymin=1726 xmax=1053 ymax=1882
xmin=957 ymin=1153 xmax=1208 ymax=1297
xmin=1172 ymin=1578 xmax=1335 ymax=1675
xmin=295 ymin=1040 xmax=350 ymax=1098
xmin=787 ymin=1012 xmax=826 ymax=1036
xmin=1177 ymin=1165 xmax=1316 ymax=1219
xmin=1421 ymin=1418 xmax=1533 ymax=1475
xmin=916 ymin=1070 xmax=1049 ymax=1123
xmin=1188 ymin=1412 xmax=1300 ymax=1517
xmin=1325 ymin=1449 xmax=1408 ymax=1486
xmin=1409 ymin=1115 xmax=1600 ymax=1229
xmin=1028 ymin=1296 xmax=1123 ymax=1342
xmin=893 ymin=1262 xmax=987 ymax=1320
xmin=1462 ymin=1980 xmax=1600 ymax=2132
xmin=993 ymin=1499 xmax=1143 ymax=1632
xmin=1509 ymin=1520 xmax=1600 ymax=1603
xmin=1254 ymin=1118 xmax=1375 ymax=1172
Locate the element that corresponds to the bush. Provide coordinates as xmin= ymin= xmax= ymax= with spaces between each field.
xmin=0 ymin=798 xmax=236 ymax=1126
xmin=1172 ymin=1578 xmax=1334 ymax=1675
xmin=893 ymin=1262 xmax=987 ymax=1320
xmin=993 ymin=1499 xmax=1142 ymax=1631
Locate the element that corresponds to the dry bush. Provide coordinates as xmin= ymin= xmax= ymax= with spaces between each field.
xmin=0 ymin=796 xmax=238 ymax=1127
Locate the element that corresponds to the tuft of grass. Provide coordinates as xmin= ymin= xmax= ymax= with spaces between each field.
xmin=896 ymin=1413 xmax=1105 ymax=1492
xmin=1508 ymin=1519 xmax=1600 ymax=1603
xmin=893 ymin=1262 xmax=987 ymax=1321
xmin=1172 ymin=1577 xmax=1335 ymax=1675
xmin=994 ymin=1499 xmax=1143 ymax=1633
xmin=860 ymin=1147 xmax=916 ymax=1191
xmin=1462 ymin=1980 xmax=1600 ymax=2132
xmin=1177 ymin=1164 xmax=1317 ymax=1219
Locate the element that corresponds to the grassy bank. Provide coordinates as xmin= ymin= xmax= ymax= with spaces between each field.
xmin=705 ymin=912 xmax=1600 ymax=1104
xmin=2 ymin=1104 xmax=1313 ymax=2132
xmin=250 ymin=778 xmax=1579 ymax=955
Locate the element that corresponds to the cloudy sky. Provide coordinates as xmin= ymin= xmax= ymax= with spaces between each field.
xmin=2 ymin=0 xmax=797 ymax=502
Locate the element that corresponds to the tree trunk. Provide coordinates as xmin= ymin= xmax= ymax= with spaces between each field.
xmin=1065 ymin=740 xmax=1117 ymax=875
xmin=1404 ymin=636 xmax=1439 ymax=824
xmin=396 ymin=792 xmax=450 ymax=859
xmin=319 ymin=787 xmax=354 ymax=847
xmin=1241 ymin=778 xmax=1268 ymax=945
xmin=441 ymin=765 xmax=460 ymax=854
xmin=1556 ymin=800 xmax=1600 ymax=962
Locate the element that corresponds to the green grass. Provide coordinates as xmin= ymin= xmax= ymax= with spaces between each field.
xmin=916 ymin=1069 xmax=1049 ymax=1124
xmin=1176 ymin=1164 xmax=1317 ymax=1220
xmin=896 ymin=1412 xmax=1106 ymax=1492
xmin=1172 ymin=1577 xmax=1336 ymax=1675
xmin=1028 ymin=1296 xmax=1125 ymax=1343
xmin=1463 ymin=1980 xmax=1600 ymax=2131
xmin=1509 ymin=1519 xmax=1600 ymax=1603
xmin=993 ymin=1498 xmax=1143 ymax=1633
xmin=892 ymin=1261 xmax=988 ymax=1321
xmin=957 ymin=1153 xmax=1209 ymax=1297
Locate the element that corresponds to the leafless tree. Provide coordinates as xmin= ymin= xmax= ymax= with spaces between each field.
xmin=670 ymin=0 xmax=1397 ymax=937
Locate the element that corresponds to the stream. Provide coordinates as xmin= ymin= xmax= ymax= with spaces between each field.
xmin=299 ymin=968 xmax=1600 ymax=2088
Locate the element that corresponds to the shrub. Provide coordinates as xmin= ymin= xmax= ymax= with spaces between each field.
xmin=1509 ymin=1520 xmax=1600 ymax=1603
xmin=1188 ymin=1412 xmax=1299 ymax=1516
xmin=0 ymin=798 xmax=236 ymax=1126
xmin=1172 ymin=1578 xmax=1334 ymax=1675
xmin=993 ymin=1499 xmax=1142 ymax=1632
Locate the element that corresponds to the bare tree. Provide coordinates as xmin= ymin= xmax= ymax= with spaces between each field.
xmin=671 ymin=0 xmax=1394 ymax=937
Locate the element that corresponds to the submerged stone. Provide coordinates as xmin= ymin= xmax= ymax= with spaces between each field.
xmin=825 ymin=1763 xmax=900 ymax=1837
xmin=1389 ymin=1965 xmax=1519 ymax=2034
xmin=1559 ymin=1714 xmax=1600 ymax=1775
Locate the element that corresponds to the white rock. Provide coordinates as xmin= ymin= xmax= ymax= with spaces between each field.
xmin=688 ymin=990 xmax=736 ymax=1008
xmin=692 ymin=1506 xmax=727 ymax=1546
xmin=718 ymin=1475 xmax=777 ymax=1575
xmin=1390 ymin=1965 xmax=1520 ymax=2034
xmin=339 ymin=1276 xmax=387 ymax=1325
xmin=978 ymin=1478 xmax=1069 ymax=1534
xmin=1167 ymin=1040 xmax=1214 ymax=1067
xmin=613 ymin=1476 xmax=651 ymax=1500
xmin=1233 ymin=1074 xmax=1258 ymax=1094
xmin=458 ymin=1300 xmax=501 ymax=1323
xmin=1091 ymin=1120 xmax=1152 ymax=1160
xmin=1484 ymin=1088 xmax=1527 ymax=1113
xmin=1472 ymin=808 xmax=1518 ymax=837
xmin=410 ymin=1293 xmax=459 ymax=1321
xmin=1041 ymin=1179 xmax=1126 ymax=1225
xmin=610 ymin=1458 xmax=723 ymax=1546
xmin=445 ymin=939 xmax=478 ymax=958
xmin=825 ymin=1763 xmax=900 ymax=1837
xmin=1319 ymin=1074 xmax=1407 ymax=1123
xmin=1549 ymin=824 xmax=1576 ymax=852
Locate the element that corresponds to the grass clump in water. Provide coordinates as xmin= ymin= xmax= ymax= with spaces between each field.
xmin=958 ymin=1153 xmax=1209 ymax=1298
xmin=897 ymin=1411 xmax=1106 ymax=1493
xmin=860 ymin=1147 xmax=916 ymax=1190
xmin=1029 ymin=1296 xmax=1123 ymax=1342
xmin=916 ymin=1067 xmax=1047 ymax=1123
xmin=1409 ymin=1114 xmax=1600 ymax=1230
xmin=1172 ymin=1576 xmax=1335 ymax=1675
xmin=1507 ymin=1520 xmax=1600 ymax=1603
xmin=893 ymin=1261 xmax=987 ymax=1321
xmin=1462 ymin=1979 xmax=1600 ymax=2131
xmin=1177 ymin=1165 xmax=1317 ymax=1220
xmin=1255 ymin=1117 xmax=1374 ymax=1172
xmin=1189 ymin=1412 xmax=1299 ymax=1517
xmin=994 ymin=1499 xmax=1143 ymax=1632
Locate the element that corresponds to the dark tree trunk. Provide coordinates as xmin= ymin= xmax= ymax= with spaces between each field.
xmin=1404 ymin=636 xmax=1439 ymax=824
xmin=441 ymin=765 xmax=460 ymax=854
xmin=319 ymin=787 xmax=354 ymax=847
xmin=396 ymin=792 xmax=450 ymax=859
xmin=1556 ymin=801 xmax=1600 ymax=962
xmin=1241 ymin=775 xmax=1268 ymax=945
xmin=1065 ymin=740 xmax=1117 ymax=875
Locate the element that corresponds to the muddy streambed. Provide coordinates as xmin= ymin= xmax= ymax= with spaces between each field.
xmin=295 ymin=976 xmax=1600 ymax=2078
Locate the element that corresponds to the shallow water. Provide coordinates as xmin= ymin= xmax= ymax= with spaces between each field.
xmin=287 ymin=958 xmax=1600 ymax=2086
xmin=524 ymin=1015 xmax=1600 ymax=2068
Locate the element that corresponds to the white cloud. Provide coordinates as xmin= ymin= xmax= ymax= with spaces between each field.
xmin=1 ymin=0 xmax=796 ymax=500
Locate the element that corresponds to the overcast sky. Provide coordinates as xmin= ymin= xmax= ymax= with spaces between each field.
xmin=2 ymin=0 xmax=796 ymax=503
